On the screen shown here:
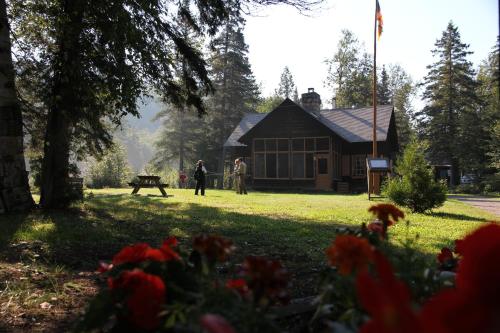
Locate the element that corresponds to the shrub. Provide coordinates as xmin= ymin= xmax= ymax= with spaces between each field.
xmin=86 ymin=143 xmax=132 ymax=188
xmin=383 ymin=141 xmax=447 ymax=213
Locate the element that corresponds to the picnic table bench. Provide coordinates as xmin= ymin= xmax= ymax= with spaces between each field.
xmin=128 ymin=175 xmax=168 ymax=197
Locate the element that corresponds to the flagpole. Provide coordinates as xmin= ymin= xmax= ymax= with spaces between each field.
xmin=372 ymin=0 xmax=378 ymax=194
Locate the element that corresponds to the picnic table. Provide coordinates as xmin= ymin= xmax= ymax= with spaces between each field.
xmin=128 ymin=175 xmax=168 ymax=197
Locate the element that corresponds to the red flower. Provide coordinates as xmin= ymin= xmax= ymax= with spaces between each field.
xmin=160 ymin=237 xmax=181 ymax=261
xmin=356 ymin=251 xmax=421 ymax=333
xmin=112 ymin=238 xmax=180 ymax=266
xmin=242 ymin=256 xmax=289 ymax=305
xmin=454 ymin=223 xmax=500 ymax=304
xmin=437 ymin=247 xmax=453 ymax=264
xmin=193 ymin=235 xmax=235 ymax=262
xmin=200 ymin=314 xmax=236 ymax=333
xmin=325 ymin=235 xmax=374 ymax=275
xmin=367 ymin=221 xmax=384 ymax=237
xmin=225 ymin=278 xmax=249 ymax=297
xmin=368 ymin=204 xmax=404 ymax=226
xmin=420 ymin=223 xmax=500 ymax=333
xmin=420 ymin=289 xmax=497 ymax=333
xmin=108 ymin=269 xmax=165 ymax=330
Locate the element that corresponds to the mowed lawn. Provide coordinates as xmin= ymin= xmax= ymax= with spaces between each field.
xmin=0 ymin=189 xmax=498 ymax=331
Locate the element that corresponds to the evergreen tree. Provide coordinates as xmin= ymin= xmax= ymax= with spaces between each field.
xmin=0 ymin=0 xmax=33 ymax=213
xmin=388 ymin=64 xmax=416 ymax=149
xmin=152 ymin=1 xmax=206 ymax=174
xmin=383 ymin=141 xmax=447 ymax=213
xmin=204 ymin=15 xmax=260 ymax=187
xmin=152 ymin=105 xmax=203 ymax=172
xmin=417 ymin=22 xmax=481 ymax=185
xmin=256 ymin=95 xmax=283 ymax=113
xmin=276 ymin=66 xmax=298 ymax=100
xmin=478 ymin=37 xmax=500 ymax=171
xmin=325 ymin=30 xmax=372 ymax=108
xmin=377 ymin=65 xmax=391 ymax=104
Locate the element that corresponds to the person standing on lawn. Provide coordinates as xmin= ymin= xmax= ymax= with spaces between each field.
xmin=236 ymin=157 xmax=247 ymax=195
xmin=194 ymin=160 xmax=206 ymax=196
xmin=234 ymin=158 xmax=240 ymax=193
xmin=179 ymin=170 xmax=187 ymax=189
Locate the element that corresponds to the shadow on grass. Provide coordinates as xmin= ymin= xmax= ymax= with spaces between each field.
xmin=0 ymin=193 xmax=449 ymax=332
xmin=425 ymin=211 xmax=488 ymax=222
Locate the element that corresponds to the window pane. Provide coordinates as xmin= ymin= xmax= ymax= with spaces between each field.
xmin=292 ymin=153 xmax=304 ymax=178
xmin=278 ymin=153 xmax=289 ymax=178
xmin=306 ymin=153 xmax=314 ymax=178
xmin=305 ymin=138 xmax=314 ymax=151
xmin=266 ymin=153 xmax=277 ymax=178
xmin=316 ymin=138 xmax=330 ymax=151
xmin=265 ymin=139 xmax=277 ymax=151
xmin=254 ymin=153 xmax=265 ymax=178
xmin=278 ymin=139 xmax=289 ymax=151
xmin=255 ymin=140 xmax=265 ymax=152
xmin=318 ymin=158 xmax=328 ymax=174
xmin=292 ymin=138 xmax=304 ymax=151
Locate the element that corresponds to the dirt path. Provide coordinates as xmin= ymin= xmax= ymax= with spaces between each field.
xmin=448 ymin=195 xmax=500 ymax=218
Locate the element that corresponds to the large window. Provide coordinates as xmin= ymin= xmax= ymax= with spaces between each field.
xmin=253 ymin=138 xmax=289 ymax=179
xmin=352 ymin=155 xmax=367 ymax=178
xmin=253 ymin=137 xmax=330 ymax=179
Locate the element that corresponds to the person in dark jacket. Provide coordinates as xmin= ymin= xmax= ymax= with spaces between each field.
xmin=194 ymin=160 xmax=207 ymax=196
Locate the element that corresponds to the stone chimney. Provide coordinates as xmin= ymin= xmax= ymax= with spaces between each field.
xmin=300 ymin=88 xmax=321 ymax=111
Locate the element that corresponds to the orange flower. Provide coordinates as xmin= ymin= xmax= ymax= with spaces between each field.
xmin=325 ymin=235 xmax=374 ymax=275
xmin=368 ymin=204 xmax=404 ymax=226
xmin=193 ymin=235 xmax=235 ymax=263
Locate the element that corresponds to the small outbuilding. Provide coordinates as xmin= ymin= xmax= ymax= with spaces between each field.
xmin=224 ymin=89 xmax=399 ymax=192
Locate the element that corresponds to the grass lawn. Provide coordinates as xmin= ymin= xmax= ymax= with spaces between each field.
xmin=0 ymin=188 xmax=497 ymax=331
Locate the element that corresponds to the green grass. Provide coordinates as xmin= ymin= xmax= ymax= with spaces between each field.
xmin=0 ymin=188 xmax=497 ymax=330
xmin=2 ymin=188 xmax=497 ymax=268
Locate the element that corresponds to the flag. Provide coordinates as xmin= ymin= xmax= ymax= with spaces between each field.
xmin=376 ymin=0 xmax=383 ymax=40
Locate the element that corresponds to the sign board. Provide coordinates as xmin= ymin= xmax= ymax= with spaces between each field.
xmin=366 ymin=158 xmax=391 ymax=172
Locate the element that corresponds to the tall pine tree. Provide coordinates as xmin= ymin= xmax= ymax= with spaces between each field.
xmin=204 ymin=15 xmax=260 ymax=187
xmin=0 ymin=0 xmax=33 ymax=213
xmin=276 ymin=66 xmax=298 ymax=102
xmin=418 ymin=22 xmax=480 ymax=185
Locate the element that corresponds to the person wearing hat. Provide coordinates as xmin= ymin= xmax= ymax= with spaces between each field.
xmin=194 ymin=160 xmax=207 ymax=196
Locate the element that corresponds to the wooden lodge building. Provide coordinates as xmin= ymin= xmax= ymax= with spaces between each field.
xmin=223 ymin=88 xmax=399 ymax=192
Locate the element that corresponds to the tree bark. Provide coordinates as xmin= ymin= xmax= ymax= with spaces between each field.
xmin=0 ymin=0 xmax=34 ymax=213
xmin=39 ymin=0 xmax=84 ymax=208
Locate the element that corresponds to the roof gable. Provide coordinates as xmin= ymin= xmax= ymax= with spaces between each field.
xmin=224 ymin=100 xmax=394 ymax=146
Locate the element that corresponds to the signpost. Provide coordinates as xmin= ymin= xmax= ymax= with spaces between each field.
xmin=366 ymin=157 xmax=391 ymax=200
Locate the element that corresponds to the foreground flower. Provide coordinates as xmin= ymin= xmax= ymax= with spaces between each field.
xmin=193 ymin=235 xmax=235 ymax=262
xmin=437 ymin=247 xmax=457 ymax=271
xmin=356 ymin=252 xmax=421 ymax=333
xmin=368 ymin=204 xmax=404 ymax=226
xmin=454 ymin=223 xmax=500 ymax=304
xmin=226 ymin=278 xmax=249 ymax=297
xmin=200 ymin=314 xmax=236 ymax=333
xmin=326 ymin=235 xmax=374 ymax=275
xmin=108 ymin=269 xmax=165 ymax=330
xmin=420 ymin=223 xmax=500 ymax=333
xmin=112 ymin=237 xmax=180 ymax=266
xmin=242 ymin=256 xmax=289 ymax=305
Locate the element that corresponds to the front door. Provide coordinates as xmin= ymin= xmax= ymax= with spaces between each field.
xmin=315 ymin=153 xmax=331 ymax=190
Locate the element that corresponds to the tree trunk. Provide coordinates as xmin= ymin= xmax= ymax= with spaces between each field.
xmin=216 ymin=25 xmax=230 ymax=189
xmin=0 ymin=0 xmax=34 ymax=213
xmin=40 ymin=0 xmax=84 ymax=208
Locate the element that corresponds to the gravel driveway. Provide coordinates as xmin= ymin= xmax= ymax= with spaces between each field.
xmin=448 ymin=195 xmax=500 ymax=218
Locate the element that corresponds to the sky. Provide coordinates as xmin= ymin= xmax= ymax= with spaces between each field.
xmin=243 ymin=0 xmax=499 ymax=108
